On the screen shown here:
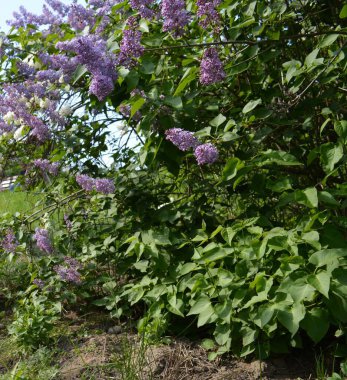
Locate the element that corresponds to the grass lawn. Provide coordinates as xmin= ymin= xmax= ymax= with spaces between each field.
xmin=0 ymin=191 xmax=40 ymax=215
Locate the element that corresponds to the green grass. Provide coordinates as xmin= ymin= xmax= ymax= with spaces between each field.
xmin=0 ymin=191 xmax=40 ymax=215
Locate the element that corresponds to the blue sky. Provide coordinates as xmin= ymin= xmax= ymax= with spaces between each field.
xmin=0 ymin=0 xmax=77 ymax=31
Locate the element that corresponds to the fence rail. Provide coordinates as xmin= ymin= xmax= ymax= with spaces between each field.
xmin=0 ymin=176 xmax=19 ymax=192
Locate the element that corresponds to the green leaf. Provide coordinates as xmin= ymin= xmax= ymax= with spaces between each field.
xmin=167 ymin=294 xmax=185 ymax=317
xmin=174 ymin=67 xmax=197 ymax=96
xmin=209 ymin=114 xmax=226 ymax=127
xmin=214 ymin=324 xmax=231 ymax=346
xmin=277 ymin=302 xmax=306 ymax=336
xmin=278 ymin=275 xmax=315 ymax=303
xmin=253 ymin=304 xmax=275 ymax=329
xmin=307 ymin=271 xmax=330 ymax=298
xmin=301 ymin=308 xmax=329 ymax=343
xmin=309 ymin=248 xmax=347 ymax=272
xmin=305 ymin=48 xmax=320 ymax=67
xmin=302 ymin=187 xmax=318 ymax=208
xmin=242 ymin=98 xmax=262 ymax=114
xmin=164 ymin=96 xmax=183 ymax=109
xmin=187 ymin=295 xmax=211 ymax=315
xmin=222 ymin=157 xmax=244 ymax=181
xmin=130 ymin=97 xmax=145 ymax=118
xmin=320 ymin=143 xmax=343 ymax=173
xmin=256 ymin=150 xmax=302 ymax=166
xmin=318 ymin=191 xmax=339 ymax=207
xmin=201 ymin=339 xmax=215 ymax=350
xmin=319 ymin=34 xmax=339 ymax=48
xmin=72 ymin=64 xmax=88 ymax=84
xmin=197 ymin=243 xmax=234 ymax=263
xmin=334 ymin=120 xmax=347 ymax=140
xmin=340 ymin=5 xmax=347 ymax=18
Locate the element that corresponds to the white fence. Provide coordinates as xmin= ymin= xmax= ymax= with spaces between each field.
xmin=0 ymin=176 xmax=19 ymax=192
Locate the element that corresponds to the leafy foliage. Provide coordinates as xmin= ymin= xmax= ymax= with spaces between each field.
xmin=0 ymin=0 xmax=347 ymax=358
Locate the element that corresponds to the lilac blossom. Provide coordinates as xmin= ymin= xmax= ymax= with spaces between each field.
xmin=118 ymin=17 xmax=144 ymax=68
xmin=90 ymin=73 xmax=114 ymax=101
xmin=33 ymin=278 xmax=45 ymax=288
xmin=33 ymin=159 xmax=59 ymax=175
xmin=119 ymin=104 xmax=142 ymax=122
xmin=57 ymin=34 xmax=117 ymax=99
xmin=95 ymin=178 xmax=115 ymax=194
xmin=165 ymin=128 xmax=200 ymax=151
xmin=33 ymin=228 xmax=53 ymax=254
xmin=194 ymin=143 xmax=219 ymax=165
xmin=54 ymin=256 xmax=82 ymax=284
xmin=161 ymin=0 xmax=190 ymax=35
xmin=0 ymin=81 xmax=61 ymax=142
xmin=2 ymin=229 xmax=18 ymax=254
xmin=67 ymin=4 xmax=95 ymax=31
xmin=76 ymin=174 xmax=114 ymax=194
xmin=196 ymin=0 xmax=221 ymax=29
xmin=76 ymin=174 xmax=95 ymax=191
xmin=199 ymin=48 xmax=226 ymax=85
xmin=64 ymin=214 xmax=73 ymax=230
xmin=130 ymin=0 xmax=156 ymax=19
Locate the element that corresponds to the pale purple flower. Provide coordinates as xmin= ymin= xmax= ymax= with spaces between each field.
xmin=33 ymin=278 xmax=45 ymax=288
xmin=161 ymin=0 xmax=190 ymax=35
xmin=130 ymin=0 xmax=156 ymax=19
xmin=119 ymin=17 xmax=144 ymax=68
xmin=33 ymin=159 xmax=59 ymax=175
xmin=67 ymin=4 xmax=94 ymax=31
xmin=64 ymin=214 xmax=73 ymax=230
xmin=165 ymin=128 xmax=200 ymax=151
xmin=196 ymin=0 xmax=221 ymax=28
xmin=76 ymin=174 xmax=95 ymax=191
xmin=76 ymin=174 xmax=114 ymax=194
xmin=94 ymin=178 xmax=115 ymax=194
xmin=194 ymin=143 xmax=219 ymax=165
xmin=90 ymin=73 xmax=114 ymax=101
xmin=33 ymin=228 xmax=53 ymax=254
xmin=199 ymin=48 xmax=226 ymax=85
xmin=119 ymin=104 xmax=141 ymax=122
xmin=54 ymin=256 xmax=82 ymax=284
xmin=2 ymin=229 xmax=18 ymax=254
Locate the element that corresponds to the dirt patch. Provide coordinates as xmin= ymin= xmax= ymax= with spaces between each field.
xmin=57 ymin=331 xmax=315 ymax=380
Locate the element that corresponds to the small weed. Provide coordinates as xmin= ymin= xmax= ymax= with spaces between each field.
xmin=110 ymin=335 xmax=153 ymax=380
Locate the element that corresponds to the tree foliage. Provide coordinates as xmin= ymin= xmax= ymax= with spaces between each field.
xmin=1 ymin=0 xmax=347 ymax=357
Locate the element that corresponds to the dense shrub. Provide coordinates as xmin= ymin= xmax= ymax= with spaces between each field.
xmin=0 ymin=0 xmax=347 ymax=357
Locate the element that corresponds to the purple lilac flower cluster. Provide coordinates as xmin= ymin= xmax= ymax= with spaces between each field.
xmin=130 ymin=0 xmax=156 ymax=19
xmin=161 ymin=0 xmax=190 ymax=35
xmin=56 ymin=35 xmax=117 ymax=101
xmin=33 ymin=228 xmax=53 ymax=254
xmin=64 ymin=214 xmax=73 ymax=230
xmin=196 ymin=0 xmax=221 ymax=29
xmin=0 ymin=81 xmax=62 ymax=142
xmin=2 ymin=229 xmax=18 ymax=254
xmin=76 ymin=174 xmax=115 ymax=194
xmin=165 ymin=128 xmax=218 ymax=165
xmin=33 ymin=278 xmax=45 ymax=289
xmin=199 ymin=48 xmax=226 ymax=85
xmin=118 ymin=17 xmax=145 ymax=68
xmin=194 ymin=143 xmax=219 ymax=165
xmin=33 ymin=159 xmax=59 ymax=175
xmin=54 ymin=256 xmax=82 ymax=284
xmin=165 ymin=128 xmax=200 ymax=151
xmin=8 ymin=0 xmax=117 ymax=34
